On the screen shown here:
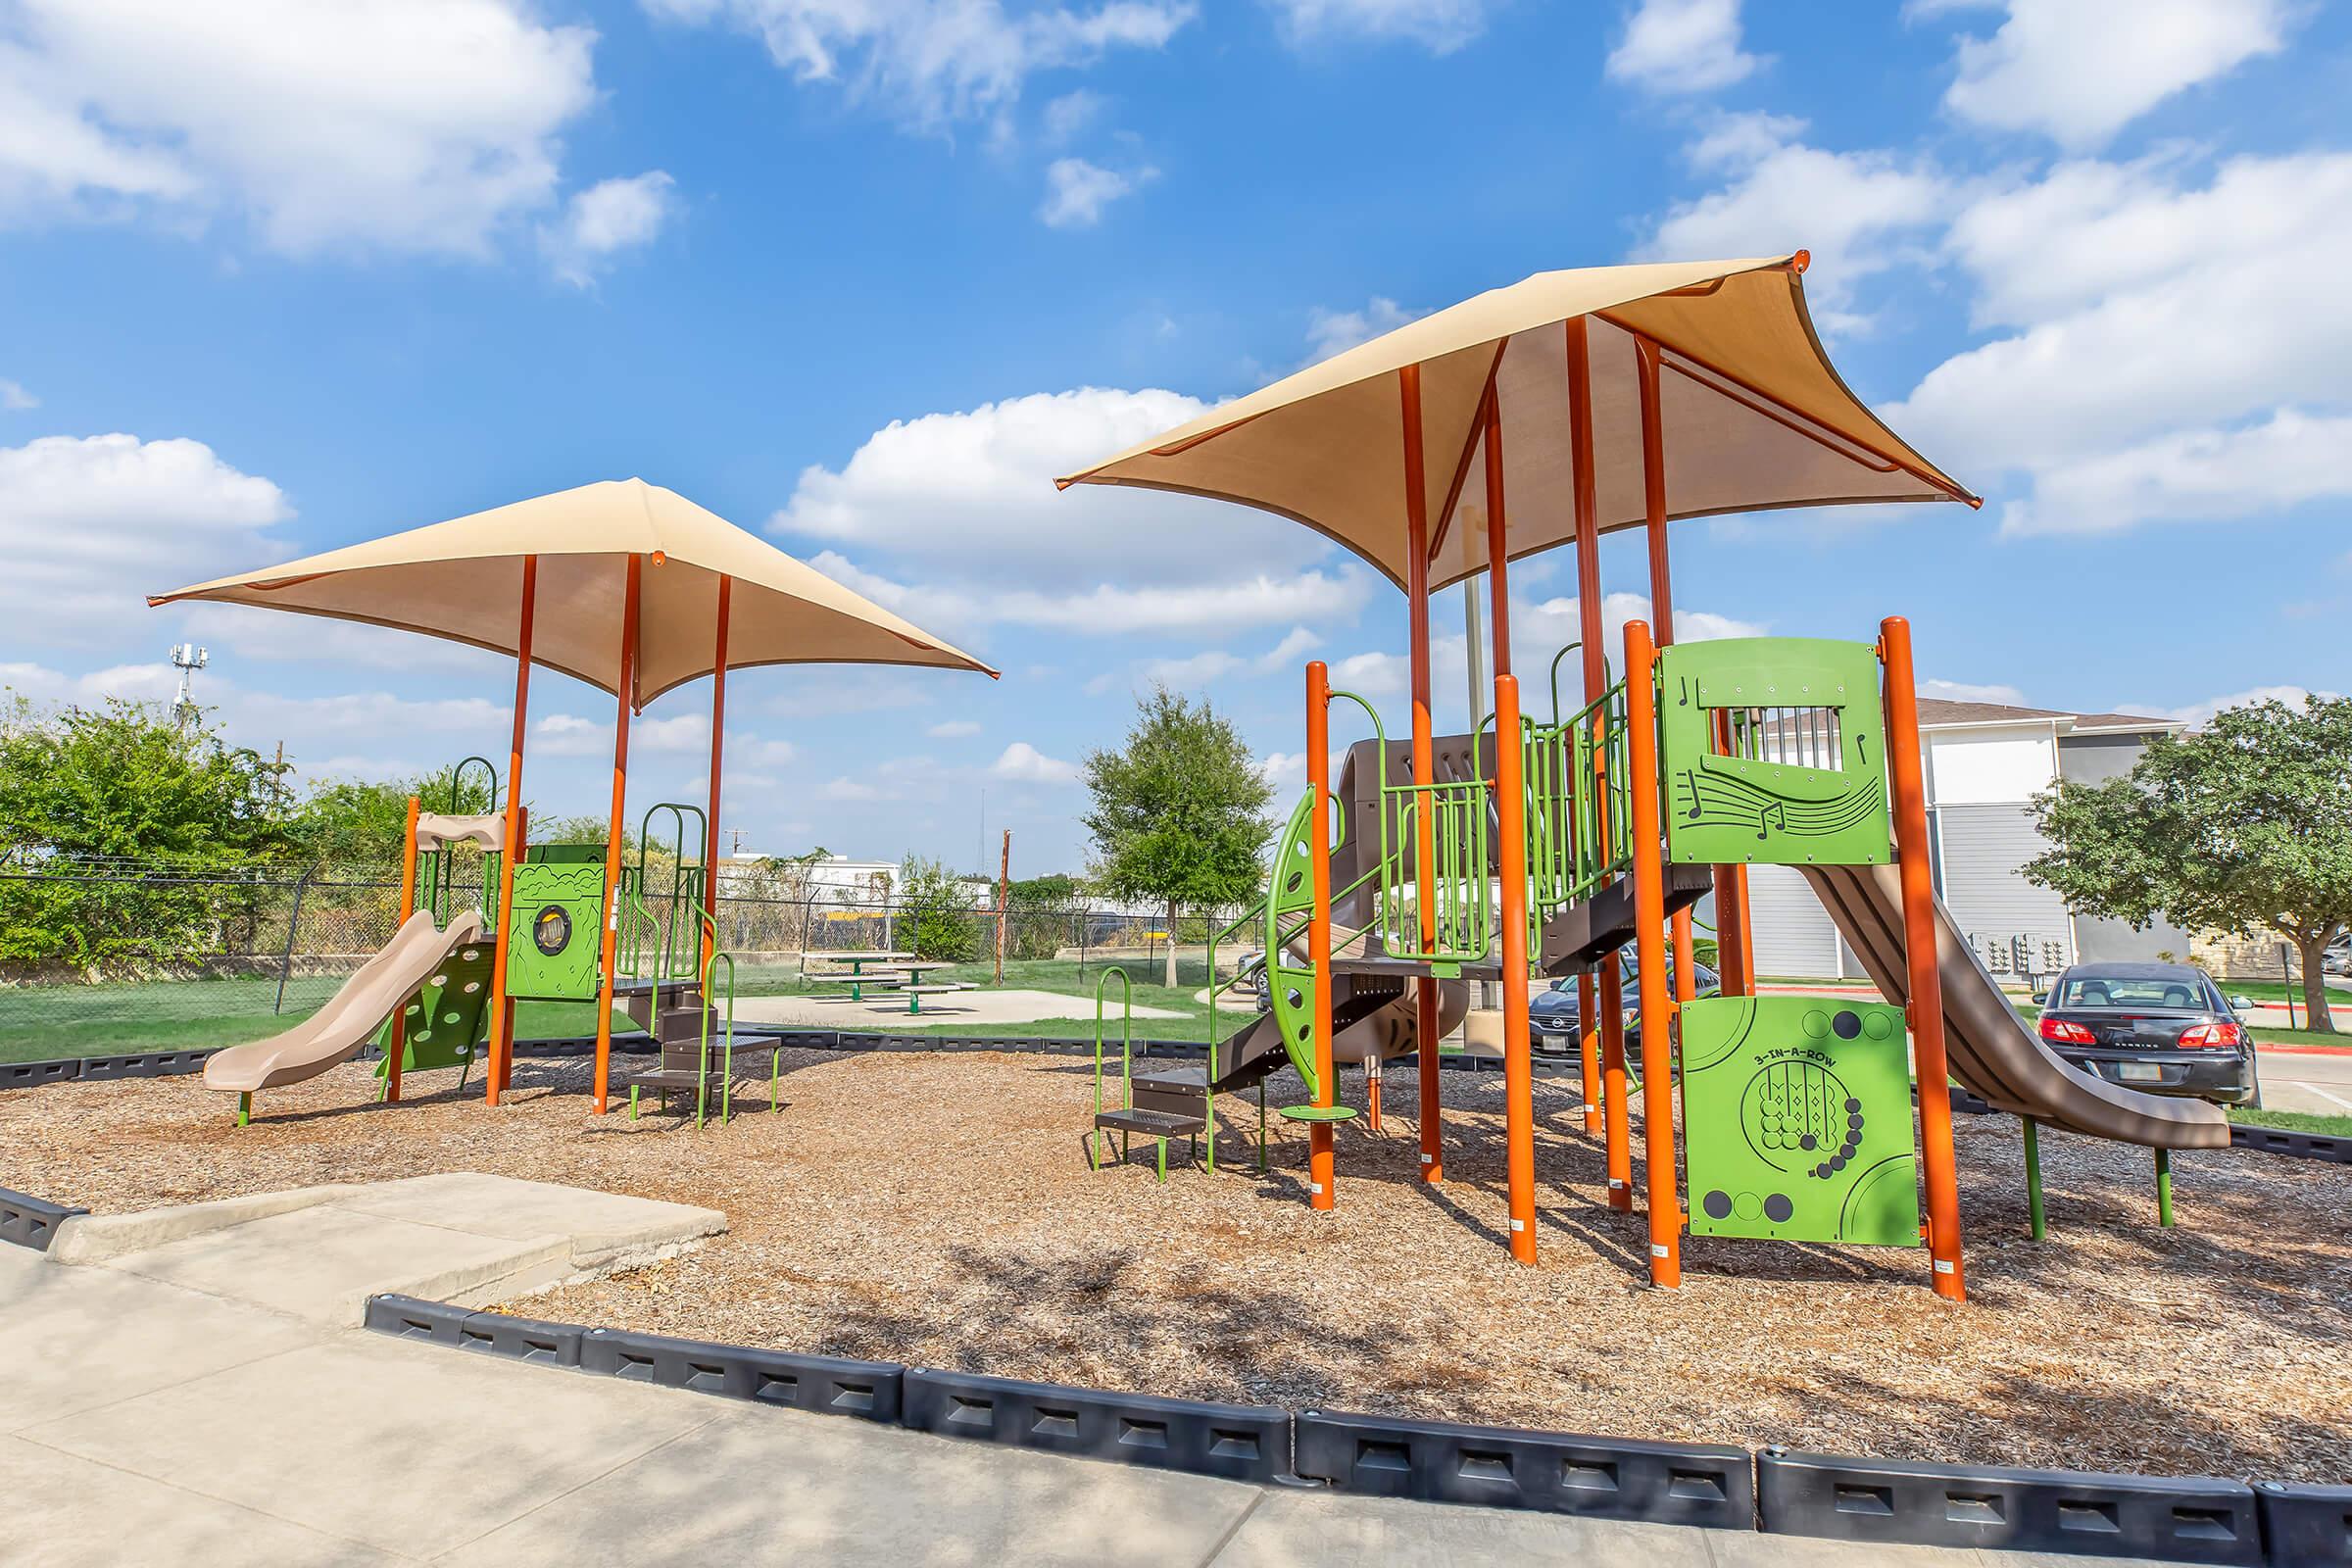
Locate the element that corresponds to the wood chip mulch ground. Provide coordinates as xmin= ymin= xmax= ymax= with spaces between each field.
xmin=4 ymin=1047 xmax=2345 ymax=1483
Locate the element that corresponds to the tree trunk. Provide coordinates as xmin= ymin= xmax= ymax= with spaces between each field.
xmin=2295 ymin=932 xmax=2336 ymax=1034
xmin=1166 ymin=899 xmax=1180 ymax=990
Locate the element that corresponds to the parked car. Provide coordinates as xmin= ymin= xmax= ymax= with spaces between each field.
xmin=2325 ymin=933 xmax=2349 ymax=977
xmin=2030 ymin=960 xmax=2258 ymax=1106
xmin=1529 ymin=953 xmax=1721 ymax=1058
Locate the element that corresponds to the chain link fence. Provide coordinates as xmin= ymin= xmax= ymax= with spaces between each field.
xmin=0 ymin=857 xmax=1251 ymax=1057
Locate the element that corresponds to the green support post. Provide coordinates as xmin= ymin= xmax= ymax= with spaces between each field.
xmin=236 ymin=1092 xmax=251 ymax=1128
xmin=2023 ymin=1118 xmax=2045 ymax=1241
xmin=2156 ymin=1148 xmax=2175 ymax=1228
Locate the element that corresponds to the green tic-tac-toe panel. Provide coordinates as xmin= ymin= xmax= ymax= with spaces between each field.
xmin=504 ymin=853 xmax=609 ymax=1002
xmin=1678 ymin=995 xmax=1922 ymax=1249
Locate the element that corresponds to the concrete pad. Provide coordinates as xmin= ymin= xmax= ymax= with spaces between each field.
xmin=94 ymin=1202 xmax=569 ymax=1326
xmin=1210 ymin=1489 xmax=1716 ymax=1567
xmin=440 ymin=1399 xmax=1259 ymax=1568
xmin=22 ymin=1336 xmax=715 ymax=1560
xmin=334 ymin=1171 xmax=725 ymax=1260
xmin=731 ymin=987 xmax=1186 ymax=1029
xmin=0 ymin=1436 xmax=401 ymax=1568
xmin=1709 ymin=1533 xmax=1990 ymax=1565
xmin=49 ymin=1184 xmax=352 ymax=1264
xmin=0 ymin=1250 xmax=318 ymax=1432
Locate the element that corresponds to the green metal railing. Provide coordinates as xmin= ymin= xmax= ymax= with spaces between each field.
xmin=621 ymin=803 xmax=709 ymax=983
xmin=1091 ymin=964 xmax=1134 ymax=1127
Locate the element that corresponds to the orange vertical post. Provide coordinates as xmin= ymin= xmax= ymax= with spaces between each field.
xmin=1578 ymin=971 xmax=1602 ymax=1133
xmin=1399 ymin=365 xmax=1445 ymax=1184
xmin=485 ymin=556 xmax=537 ymax=1103
xmin=704 ymin=574 xmax=730 ymax=971
xmin=1882 ymin=615 xmax=1967 ymax=1301
xmin=386 ymin=795 xmax=421 ymax=1103
xmin=1494 ymin=672 xmax=1539 ymax=1264
xmin=1486 ymin=390 xmax=1537 ymax=1261
xmin=1567 ymin=316 xmax=1635 ymax=1211
xmin=591 ymin=554 xmax=643 ymax=1116
xmin=1635 ymin=337 xmax=1699 ymax=1008
xmin=1624 ymin=619 xmax=1682 ymax=1286
xmin=1306 ymin=660 xmax=1338 ymax=1211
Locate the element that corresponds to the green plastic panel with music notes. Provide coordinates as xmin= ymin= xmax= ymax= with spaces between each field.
xmin=1679 ymin=995 xmax=1922 ymax=1248
xmin=1656 ymin=636 xmax=1891 ymax=868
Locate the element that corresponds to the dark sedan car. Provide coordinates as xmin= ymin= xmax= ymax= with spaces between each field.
xmin=1529 ymin=954 xmax=1720 ymax=1057
xmin=2032 ymin=960 xmax=2258 ymax=1105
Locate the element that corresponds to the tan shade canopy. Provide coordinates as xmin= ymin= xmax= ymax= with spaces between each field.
xmin=1058 ymin=256 xmax=1977 ymax=592
xmin=151 ymin=477 xmax=996 ymax=706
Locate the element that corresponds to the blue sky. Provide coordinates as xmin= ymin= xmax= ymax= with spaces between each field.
xmin=3 ymin=0 xmax=2346 ymax=874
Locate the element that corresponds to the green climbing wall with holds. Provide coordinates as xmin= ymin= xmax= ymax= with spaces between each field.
xmin=373 ymin=940 xmax=497 ymax=1086
xmin=1656 ymin=637 xmax=1890 ymax=868
xmin=1679 ymin=995 xmax=1922 ymax=1248
xmin=505 ymin=850 xmax=609 ymax=1002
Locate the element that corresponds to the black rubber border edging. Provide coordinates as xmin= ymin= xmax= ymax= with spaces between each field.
xmin=2255 ymin=1480 xmax=2352 ymax=1568
xmin=903 ymin=1368 xmax=1291 ymax=1485
xmin=0 ymin=1183 xmax=88 ymax=1251
xmin=2230 ymin=1124 xmax=2348 ymax=1164
xmin=1294 ymin=1408 xmax=1752 ymax=1529
xmin=1757 ymin=1447 xmax=2264 ymax=1564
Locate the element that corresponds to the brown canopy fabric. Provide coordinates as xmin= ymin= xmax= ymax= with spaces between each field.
xmin=150 ymin=477 xmax=996 ymax=704
xmin=1058 ymin=256 xmax=1977 ymax=591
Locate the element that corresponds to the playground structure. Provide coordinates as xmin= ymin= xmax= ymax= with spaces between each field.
xmin=156 ymin=478 xmax=995 ymax=1122
xmin=1064 ymin=254 xmax=2230 ymax=1299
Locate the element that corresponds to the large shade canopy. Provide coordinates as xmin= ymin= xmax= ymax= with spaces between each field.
xmin=1058 ymin=255 xmax=1977 ymax=592
xmin=151 ymin=477 xmax=995 ymax=705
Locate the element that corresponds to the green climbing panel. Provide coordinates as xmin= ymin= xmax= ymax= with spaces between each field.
xmin=505 ymin=851 xmax=608 ymax=1002
xmin=1679 ymin=995 xmax=1921 ymax=1248
xmin=1262 ymin=791 xmax=1327 ymax=1102
xmin=373 ymin=939 xmax=497 ymax=1084
xmin=1656 ymin=637 xmax=1890 ymax=867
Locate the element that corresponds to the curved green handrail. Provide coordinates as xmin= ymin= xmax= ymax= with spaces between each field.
xmin=632 ymin=803 xmax=710 ymax=982
xmin=695 ymin=945 xmax=736 ymax=1129
xmin=1093 ymin=965 xmax=1134 ymax=1120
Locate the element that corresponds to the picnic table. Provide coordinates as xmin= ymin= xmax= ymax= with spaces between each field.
xmin=883 ymin=960 xmax=970 ymax=1015
xmin=808 ymin=952 xmax=914 ymax=1001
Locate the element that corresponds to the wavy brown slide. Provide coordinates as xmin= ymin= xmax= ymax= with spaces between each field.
xmin=203 ymin=907 xmax=486 ymax=1099
xmin=1802 ymin=862 xmax=2228 ymax=1150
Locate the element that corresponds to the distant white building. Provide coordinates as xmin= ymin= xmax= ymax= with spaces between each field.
xmin=1746 ymin=699 xmax=2187 ymax=981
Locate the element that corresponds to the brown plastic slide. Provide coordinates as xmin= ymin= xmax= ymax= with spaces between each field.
xmin=202 ymin=907 xmax=486 ymax=1096
xmin=1802 ymin=863 xmax=2229 ymax=1150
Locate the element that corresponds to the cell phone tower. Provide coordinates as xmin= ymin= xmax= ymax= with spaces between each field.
xmin=170 ymin=643 xmax=209 ymax=730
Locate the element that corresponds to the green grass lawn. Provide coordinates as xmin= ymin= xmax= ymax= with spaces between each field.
xmin=2230 ymin=1105 xmax=2352 ymax=1138
xmin=2250 ymin=1023 xmax=2348 ymax=1050
xmin=0 ymin=955 xmax=1239 ymax=1063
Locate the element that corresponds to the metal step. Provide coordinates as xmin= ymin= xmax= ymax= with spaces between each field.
xmin=1540 ymin=862 xmax=1714 ymax=970
xmin=1093 ymin=1106 xmax=1206 ymax=1139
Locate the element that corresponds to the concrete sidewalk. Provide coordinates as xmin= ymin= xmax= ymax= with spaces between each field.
xmin=0 ymin=1179 xmax=2168 ymax=1567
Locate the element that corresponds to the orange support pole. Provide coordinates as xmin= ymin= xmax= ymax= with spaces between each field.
xmin=591 ymin=554 xmax=643 ymax=1116
xmin=1400 ymin=365 xmax=1445 ymax=1184
xmin=1624 ymin=619 xmax=1682 ymax=1286
xmin=1567 ymin=316 xmax=1634 ymax=1211
xmin=704 ymin=574 xmax=731 ymax=971
xmin=485 ymin=556 xmax=537 ymax=1102
xmin=1494 ymin=673 xmax=1539 ymax=1263
xmin=1306 ymin=660 xmax=1338 ymax=1211
xmin=386 ymin=795 xmax=421 ymax=1103
xmin=1635 ymin=338 xmax=1699 ymax=1008
xmin=1578 ymin=970 xmax=1602 ymax=1134
xmin=1882 ymin=615 xmax=1967 ymax=1301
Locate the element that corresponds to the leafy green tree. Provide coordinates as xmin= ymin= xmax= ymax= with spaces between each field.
xmin=2024 ymin=696 xmax=2352 ymax=1033
xmin=0 ymin=699 xmax=294 ymax=967
xmin=1005 ymin=872 xmax=1085 ymax=960
xmin=285 ymin=761 xmax=495 ymax=865
xmin=899 ymin=854 xmax=980 ymax=961
xmin=1082 ymin=687 xmax=1273 ymax=987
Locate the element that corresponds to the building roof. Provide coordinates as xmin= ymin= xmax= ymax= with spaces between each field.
xmin=1915 ymin=698 xmax=2178 ymax=736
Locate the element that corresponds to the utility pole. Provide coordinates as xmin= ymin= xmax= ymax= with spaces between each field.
xmin=995 ymin=829 xmax=1010 ymax=985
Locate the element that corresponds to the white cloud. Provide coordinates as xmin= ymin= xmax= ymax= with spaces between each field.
xmin=1332 ymin=591 xmax=1765 ymax=703
xmin=1303 ymin=297 xmax=1421 ymax=362
xmin=1639 ymin=118 xmax=1948 ymax=326
xmin=775 ymin=388 xmax=1365 ymax=635
xmin=1894 ymin=152 xmax=2352 ymax=530
xmin=1262 ymin=0 xmax=1490 ymax=54
xmin=0 ymin=0 xmax=599 ymax=256
xmin=1255 ymin=749 xmax=1339 ymax=790
xmin=1606 ymin=0 xmax=1762 ymax=94
xmin=1039 ymin=157 xmax=1153 ymax=228
xmin=1939 ymin=0 xmax=2290 ymax=148
xmin=641 ymin=0 xmax=1196 ymax=130
xmin=540 ymin=172 xmax=676 ymax=286
xmin=0 ymin=432 xmax=290 ymax=640
xmin=1128 ymin=624 xmax=1323 ymax=691
xmin=927 ymin=718 xmax=982 ymax=737
xmin=1922 ymin=677 xmax=2028 ymax=705
xmin=991 ymin=740 xmax=1079 ymax=783
xmin=531 ymin=712 xmax=609 ymax=757
xmin=1041 ymin=88 xmax=1105 ymax=143
xmin=821 ymin=775 xmax=881 ymax=801
xmin=2124 ymin=684 xmax=2338 ymax=730
xmin=0 ymin=379 xmax=37 ymax=412
xmin=2000 ymin=410 xmax=2352 ymax=536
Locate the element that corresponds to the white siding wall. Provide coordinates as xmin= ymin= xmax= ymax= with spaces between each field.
xmin=1747 ymin=863 xmax=1846 ymax=979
